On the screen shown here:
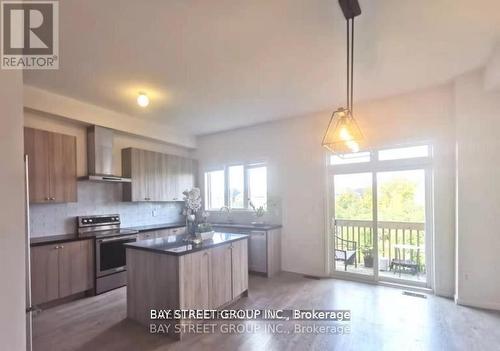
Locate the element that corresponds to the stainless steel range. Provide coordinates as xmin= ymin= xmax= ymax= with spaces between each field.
xmin=77 ymin=214 xmax=138 ymax=294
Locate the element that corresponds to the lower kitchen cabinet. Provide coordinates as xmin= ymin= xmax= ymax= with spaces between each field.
xmin=180 ymin=249 xmax=212 ymax=309
xmin=213 ymin=226 xmax=281 ymax=277
xmin=31 ymin=240 xmax=94 ymax=305
xmin=210 ymin=244 xmax=233 ymax=307
xmin=31 ymin=244 xmax=60 ymax=304
xmin=231 ymin=239 xmax=249 ymax=297
xmin=127 ymin=236 xmax=249 ymax=339
xmin=180 ymin=240 xmax=249 ymax=309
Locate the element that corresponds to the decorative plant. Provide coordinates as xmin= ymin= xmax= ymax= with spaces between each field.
xmin=362 ymin=247 xmax=373 ymax=258
xmin=182 ymin=188 xmax=208 ymax=235
xmin=197 ymin=222 xmax=213 ymax=234
xmin=248 ymin=200 xmax=266 ymax=218
xmin=362 ymin=247 xmax=374 ymax=268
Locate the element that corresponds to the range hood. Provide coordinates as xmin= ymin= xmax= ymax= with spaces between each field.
xmin=79 ymin=126 xmax=131 ymax=183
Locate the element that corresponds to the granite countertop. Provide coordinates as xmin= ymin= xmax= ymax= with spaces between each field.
xmin=124 ymin=232 xmax=248 ymax=256
xmin=210 ymin=223 xmax=282 ymax=231
xmin=30 ymin=233 xmax=81 ymax=246
xmin=31 ymin=222 xmax=187 ymax=246
xmin=122 ymin=222 xmax=186 ymax=232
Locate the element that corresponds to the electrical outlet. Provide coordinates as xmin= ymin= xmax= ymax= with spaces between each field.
xmin=152 ymin=209 xmax=158 ymax=217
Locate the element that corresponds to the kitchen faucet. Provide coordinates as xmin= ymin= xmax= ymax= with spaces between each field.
xmin=220 ymin=206 xmax=233 ymax=223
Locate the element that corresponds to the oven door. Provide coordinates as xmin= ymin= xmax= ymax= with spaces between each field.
xmin=96 ymin=235 xmax=137 ymax=277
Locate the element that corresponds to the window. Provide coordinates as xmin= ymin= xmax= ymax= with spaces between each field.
xmin=228 ymin=165 xmax=244 ymax=208
xmin=248 ymin=166 xmax=267 ymax=208
xmin=204 ymin=163 xmax=267 ymax=210
xmin=204 ymin=170 xmax=225 ymax=210
xmin=330 ymin=151 xmax=371 ymax=165
xmin=378 ymin=145 xmax=429 ymax=161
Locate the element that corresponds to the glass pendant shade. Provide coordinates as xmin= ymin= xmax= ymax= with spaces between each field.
xmin=322 ymin=108 xmax=363 ymax=154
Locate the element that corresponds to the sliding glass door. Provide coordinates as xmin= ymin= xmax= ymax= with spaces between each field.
xmin=333 ymin=173 xmax=374 ymax=277
xmin=329 ymin=145 xmax=432 ymax=288
xmin=376 ymin=169 xmax=427 ymax=285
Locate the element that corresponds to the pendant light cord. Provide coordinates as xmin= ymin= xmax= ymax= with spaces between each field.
xmin=350 ymin=17 xmax=354 ymax=115
xmin=346 ymin=19 xmax=350 ymax=112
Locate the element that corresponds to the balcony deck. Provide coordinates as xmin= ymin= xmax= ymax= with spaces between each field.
xmin=334 ymin=219 xmax=426 ymax=283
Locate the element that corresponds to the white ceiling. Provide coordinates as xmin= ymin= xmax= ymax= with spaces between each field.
xmin=24 ymin=0 xmax=500 ymax=135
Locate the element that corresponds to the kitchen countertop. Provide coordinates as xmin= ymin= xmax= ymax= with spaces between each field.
xmin=122 ymin=222 xmax=186 ymax=232
xmin=30 ymin=222 xmax=186 ymax=246
xmin=30 ymin=233 xmax=82 ymax=247
xmin=210 ymin=223 xmax=282 ymax=231
xmin=124 ymin=232 xmax=248 ymax=256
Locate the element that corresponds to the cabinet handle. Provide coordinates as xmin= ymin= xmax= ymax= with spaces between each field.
xmin=50 ymin=197 xmax=55 ymax=201
xmin=45 ymin=197 xmax=50 ymax=201
xmin=54 ymin=245 xmax=59 ymax=249
xmin=59 ymin=245 xmax=64 ymax=249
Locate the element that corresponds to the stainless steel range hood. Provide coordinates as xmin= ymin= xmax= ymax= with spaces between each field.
xmin=79 ymin=126 xmax=131 ymax=183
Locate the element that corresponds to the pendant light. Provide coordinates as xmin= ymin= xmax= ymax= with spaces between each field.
xmin=322 ymin=0 xmax=363 ymax=154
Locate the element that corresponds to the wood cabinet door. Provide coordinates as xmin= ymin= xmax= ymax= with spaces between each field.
xmin=147 ymin=151 xmax=162 ymax=201
xmin=180 ymin=250 xmax=211 ymax=309
xmin=166 ymin=154 xmax=181 ymax=200
xmin=210 ymin=244 xmax=233 ymax=307
xmin=24 ymin=127 xmax=50 ymax=203
xmin=178 ymin=157 xmax=196 ymax=197
xmin=158 ymin=153 xmax=169 ymax=201
xmin=49 ymin=132 xmax=77 ymax=203
xmin=58 ymin=240 xmax=94 ymax=298
xmin=31 ymin=244 xmax=60 ymax=305
xmin=123 ymin=148 xmax=149 ymax=201
xmin=231 ymin=239 xmax=249 ymax=298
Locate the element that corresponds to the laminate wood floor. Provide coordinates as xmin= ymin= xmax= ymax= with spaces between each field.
xmin=33 ymin=272 xmax=500 ymax=351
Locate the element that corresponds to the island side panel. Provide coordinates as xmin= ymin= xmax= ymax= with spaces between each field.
xmin=126 ymin=248 xmax=180 ymax=329
xmin=232 ymin=239 xmax=249 ymax=297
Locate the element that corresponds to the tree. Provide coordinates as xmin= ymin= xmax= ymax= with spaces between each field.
xmin=335 ymin=177 xmax=424 ymax=222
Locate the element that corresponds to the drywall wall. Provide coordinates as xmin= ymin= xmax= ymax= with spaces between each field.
xmin=24 ymin=109 xmax=192 ymax=177
xmin=0 ymin=71 xmax=26 ymax=349
xmin=196 ymin=84 xmax=456 ymax=297
xmin=23 ymin=85 xmax=196 ymax=148
xmin=455 ymin=69 xmax=500 ymax=310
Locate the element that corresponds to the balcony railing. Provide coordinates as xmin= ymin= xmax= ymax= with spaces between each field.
xmin=334 ymin=219 xmax=426 ymax=272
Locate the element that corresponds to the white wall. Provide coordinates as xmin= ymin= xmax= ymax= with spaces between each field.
xmin=455 ymin=69 xmax=500 ymax=310
xmin=196 ymin=84 xmax=456 ymax=294
xmin=24 ymin=86 xmax=196 ymax=149
xmin=0 ymin=71 xmax=26 ymax=349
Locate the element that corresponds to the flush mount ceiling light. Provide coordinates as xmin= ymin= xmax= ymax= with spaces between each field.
xmin=322 ymin=0 xmax=363 ymax=155
xmin=137 ymin=92 xmax=150 ymax=107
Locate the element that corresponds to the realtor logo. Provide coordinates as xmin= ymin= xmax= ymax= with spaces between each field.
xmin=1 ymin=0 xmax=58 ymax=69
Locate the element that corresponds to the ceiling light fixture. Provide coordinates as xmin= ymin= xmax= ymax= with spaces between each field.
xmin=322 ymin=0 xmax=363 ymax=155
xmin=137 ymin=92 xmax=150 ymax=107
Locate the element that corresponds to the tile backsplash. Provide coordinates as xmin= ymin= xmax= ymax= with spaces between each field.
xmin=29 ymin=181 xmax=185 ymax=237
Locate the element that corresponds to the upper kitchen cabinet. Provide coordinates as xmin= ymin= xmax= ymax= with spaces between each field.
xmin=122 ymin=148 xmax=198 ymax=202
xmin=24 ymin=127 xmax=77 ymax=203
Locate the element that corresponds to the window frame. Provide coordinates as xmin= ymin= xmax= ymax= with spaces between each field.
xmin=203 ymin=162 xmax=268 ymax=212
xmin=204 ymin=168 xmax=225 ymax=211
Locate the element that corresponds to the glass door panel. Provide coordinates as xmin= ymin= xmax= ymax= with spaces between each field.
xmin=333 ymin=173 xmax=374 ymax=276
xmin=376 ymin=170 xmax=427 ymax=284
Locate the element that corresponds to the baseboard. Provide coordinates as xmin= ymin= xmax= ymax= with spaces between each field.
xmin=455 ymin=297 xmax=500 ymax=311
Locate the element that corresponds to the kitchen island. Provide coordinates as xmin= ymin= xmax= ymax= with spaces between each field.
xmin=124 ymin=233 xmax=249 ymax=340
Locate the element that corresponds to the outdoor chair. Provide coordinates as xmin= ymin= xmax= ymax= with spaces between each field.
xmin=334 ymin=235 xmax=358 ymax=271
